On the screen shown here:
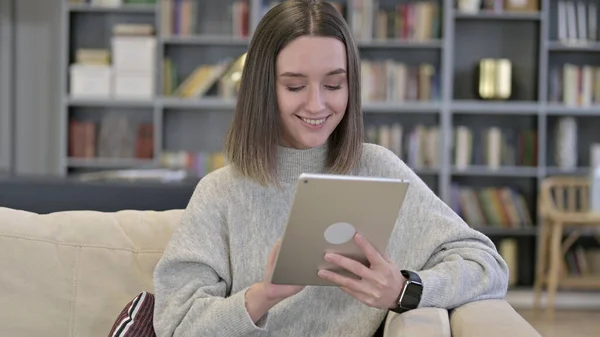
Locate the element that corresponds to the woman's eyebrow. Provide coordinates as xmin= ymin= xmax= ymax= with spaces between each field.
xmin=279 ymin=68 xmax=347 ymax=78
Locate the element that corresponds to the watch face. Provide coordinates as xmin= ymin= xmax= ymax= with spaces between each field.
xmin=406 ymin=282 xmax=421 ymax=295
xmin=401 ymin=281 xmax=422 ymax=309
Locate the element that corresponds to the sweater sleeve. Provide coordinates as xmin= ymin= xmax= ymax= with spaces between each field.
xmin=409 ymin=184 xmax=510 ymax=310
xmin=367 ymin=145 xmax=509 ymax=310
xmin=152 ymin=175 xmax=268 ymax=337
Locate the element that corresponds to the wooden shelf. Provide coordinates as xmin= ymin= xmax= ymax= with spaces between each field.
xmin=363 ymin=101 xmax=441 ymax=113
xmin=452 ymin=101 xmax=540 ymax=114
xmin=162 ymin=35 xmax=250 ymax=46
xmin=452 ymin=166 xmax=538 ymax=178
xmin=67 ymin=4 xmax=156 ymax=13
xmin=357 ymin=39 xmax=443 ymax=49
xmin=454 ymin=11 xmax=541 ymax=21
xmin=160 ymin=97 xmax=237 ymax=110
xmin=547 ymin=41 xmax=600 ymax=52
xmin=66 ymin=97 xmax=156 ymax=108
xmin=546 ymin=104 xmax=600 ymax=116
xmin=67 ymin=158 xmax=157 ymax=169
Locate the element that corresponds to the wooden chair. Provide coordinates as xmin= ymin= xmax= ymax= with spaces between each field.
xmin=535 ymin=176 xmax=600 ymax=319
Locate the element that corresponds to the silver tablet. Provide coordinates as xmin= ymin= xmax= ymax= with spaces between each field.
xmin=269 ymin=173 xmax=410 ymax=286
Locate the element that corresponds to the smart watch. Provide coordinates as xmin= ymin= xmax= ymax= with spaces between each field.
xmin=391 ymin=270 xmax=423 ymax=314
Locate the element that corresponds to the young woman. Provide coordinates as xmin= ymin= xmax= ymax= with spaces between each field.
xmin=153 ymin=1 xmax=509 ymax=336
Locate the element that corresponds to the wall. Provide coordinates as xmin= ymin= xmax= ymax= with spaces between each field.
xmin=0 ymin=0 xmax=13 ymax=173
xmin=0 ymin=0 xmax=62 ymax=176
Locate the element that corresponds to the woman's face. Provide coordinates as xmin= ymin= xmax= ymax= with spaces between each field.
xmin=275 ymin=35 xmax=348 ymax=149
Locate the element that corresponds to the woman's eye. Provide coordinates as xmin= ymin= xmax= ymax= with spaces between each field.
xmin=286 ymin=84 xmax=342 ymax=92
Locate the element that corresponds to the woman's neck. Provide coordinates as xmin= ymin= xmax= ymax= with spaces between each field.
xmin=276 ymin=143 xmax=328 ymax=185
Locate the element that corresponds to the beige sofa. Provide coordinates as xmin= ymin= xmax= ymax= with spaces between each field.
xmin=0 ymin=206 xmax=541 ymax=337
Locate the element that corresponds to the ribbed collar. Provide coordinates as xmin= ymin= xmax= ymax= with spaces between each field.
xmin=276 ymin=143 xmax=328 ymax=185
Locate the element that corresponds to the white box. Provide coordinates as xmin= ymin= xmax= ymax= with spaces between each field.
xmin=69 ymin=64 xmax=112 ymax=98
xmin=113 ymin=71 xmax=154 ymax=99
xmin=112 ymin=36 xmax=156 ymax=72
xmin=97 ymin=0 xmax=123 ymax=7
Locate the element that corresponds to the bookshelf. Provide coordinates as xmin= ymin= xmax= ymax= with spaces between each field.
xmin=59 ymin=0 xmax=600 ymax=287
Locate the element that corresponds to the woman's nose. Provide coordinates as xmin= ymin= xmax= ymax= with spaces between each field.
xmin=305 ymin=87 xmax=325 ymax=113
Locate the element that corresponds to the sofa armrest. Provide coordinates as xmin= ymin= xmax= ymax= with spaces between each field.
xmin=383 ymin=308 xmax=451 ymax=337
xmin=449 ymin=299 xmax=541 ymax=337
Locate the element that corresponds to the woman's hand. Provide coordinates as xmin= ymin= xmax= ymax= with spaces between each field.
xmin=317 ymin=233 xmax=406 ymax=310
xmin=246 ymin=239 xmax=305 ymax=323
xmin=261 ymin=239 xmax=306 ymax=301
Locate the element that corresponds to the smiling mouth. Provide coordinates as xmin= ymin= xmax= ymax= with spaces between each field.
xmin=297 ymin=115 xmax=329 ymax=126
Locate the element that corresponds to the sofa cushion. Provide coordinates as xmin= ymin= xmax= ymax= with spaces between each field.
xmin=0 ymin=207 xmax=183 ymax=337
xmin=383 ymin=308 xmax=451 ymax=337
xmin=109 ymin=291 xmax=156 ymax=337
xmin=449 ymin=299 xmax=542 ymax=337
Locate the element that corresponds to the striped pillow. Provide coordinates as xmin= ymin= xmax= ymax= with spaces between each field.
xmin=108 ymin=291 xmax=156 ymax=337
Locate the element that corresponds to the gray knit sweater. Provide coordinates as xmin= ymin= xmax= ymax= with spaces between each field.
xmin=153 ymin=143 xmax=509 ymax=337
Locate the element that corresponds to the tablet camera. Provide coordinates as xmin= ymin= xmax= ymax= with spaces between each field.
xmin=324 ymin=222 xmax=356 ymax=245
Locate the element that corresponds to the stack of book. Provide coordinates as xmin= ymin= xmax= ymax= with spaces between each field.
xmin=362 ymin=61 xmax=439 ymax=102
xmin=161 ymin=0 xmax=249 ymax=38
xmin=69 ymin=115 xmax=154 ymax=161
xmin=163 ymin=53 xmax=246 ymax=99
xmin=366 ymin=123 xmax=440 ymax=169
xmin=160 ymin=151 xmax=227 ymax=177
xmin=549 ymin=63 xmax=600 ymax=106
xmin=452 ymin=126 xmax=538 ymax=170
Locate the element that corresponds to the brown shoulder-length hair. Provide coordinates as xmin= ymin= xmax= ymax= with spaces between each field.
xmin=224 ymin=0 xmax=363 ymax=186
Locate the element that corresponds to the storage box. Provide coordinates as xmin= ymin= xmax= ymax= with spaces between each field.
xmin=112 ymin=36 xmax=156 ymax=72
xmin=113 ymin=71 xmax=154 ymax=99
xmin=69 ymin=64 xmax=112 ymax=98
xmin=504 ymin=0 xmax=539 ymax=12
xmin=94 ymin=0 xmax=123 ymax=7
